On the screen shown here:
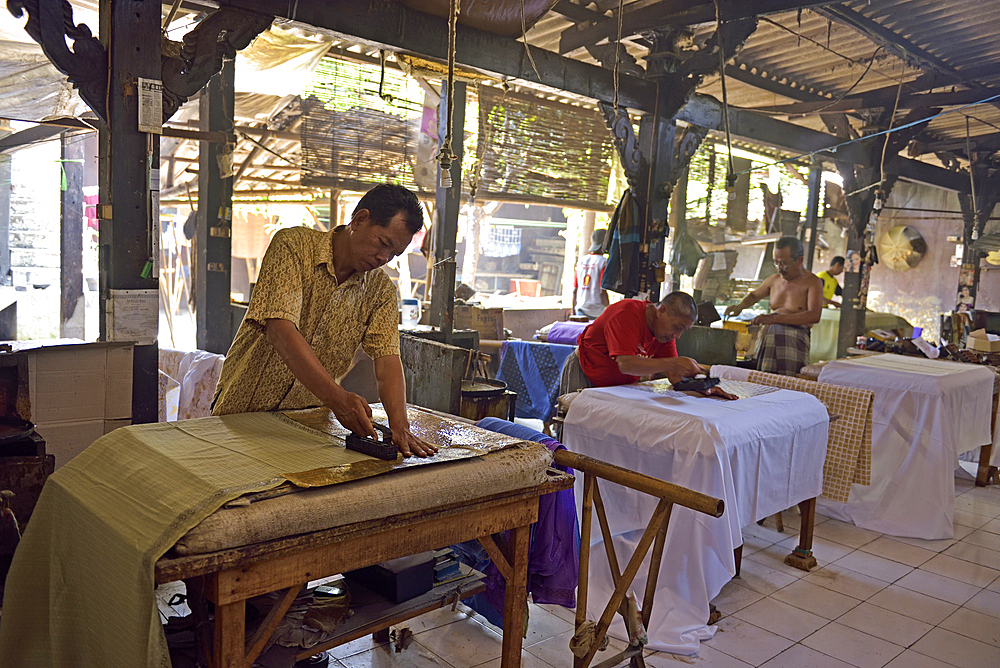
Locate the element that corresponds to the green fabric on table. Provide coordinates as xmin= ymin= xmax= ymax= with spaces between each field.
xmin=0 ymin=412 xmax=351 ymax=668
xmin=809 ymin=309 xmax=913 ymax=364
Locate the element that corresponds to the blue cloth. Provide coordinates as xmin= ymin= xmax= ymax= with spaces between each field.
xmin=496 ymin=341 xmax=576 ymax=422
xmin=454 ymin=418 xmax=580 ymax=629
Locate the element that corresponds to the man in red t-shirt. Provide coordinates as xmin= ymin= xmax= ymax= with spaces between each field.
xmin=561 ymin=291 xmax=713 ymax=392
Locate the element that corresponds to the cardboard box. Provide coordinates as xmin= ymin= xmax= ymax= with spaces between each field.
xmin=27 ymin=342 xmax=133 ymax=423
xmin=453 ymin=305 xmax=504 ymax=341
xmin=968 ymin=328 xmax=1000 ymax=353
xmin=35 ymin=419 xmax=106 ymax=469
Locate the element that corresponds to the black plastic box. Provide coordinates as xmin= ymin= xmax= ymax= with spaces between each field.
xmin=344 ymin=552 xmax=435 ymax=604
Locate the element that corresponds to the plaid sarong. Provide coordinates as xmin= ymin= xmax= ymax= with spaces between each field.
xmin=756 ymin=323 xmax=811 ymax=376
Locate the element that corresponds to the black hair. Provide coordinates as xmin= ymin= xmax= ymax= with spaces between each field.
xmin=353 ymin=184 xmax=424 ymax=234
xmin=830 ymin=256 xmax=845 ymax=267
xmin=658 ymin=291 xmax=697 ymax=321
xmin=775 ymin=236 xmax=804 ymax=260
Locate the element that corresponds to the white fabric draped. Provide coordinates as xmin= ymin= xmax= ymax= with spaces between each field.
xmin=816 ymin=354 xmax=993 ymax=538
xmin=564 ymin=383 xmax=828 ymax=654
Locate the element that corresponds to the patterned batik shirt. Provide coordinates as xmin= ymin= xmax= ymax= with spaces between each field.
xmin=213 ymin=225 xmax=400 ymax=415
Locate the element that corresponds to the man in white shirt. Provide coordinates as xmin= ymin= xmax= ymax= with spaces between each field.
xmin=573 ymin=229 xmax=609 ymax=319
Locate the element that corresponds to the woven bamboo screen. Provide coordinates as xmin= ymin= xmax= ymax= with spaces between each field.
xmin=300 ymin=57 xmax=430 ymax=193
xmin=477 ymin=86 xmax=612 ymax=209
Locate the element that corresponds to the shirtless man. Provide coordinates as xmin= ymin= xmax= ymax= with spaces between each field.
xmin=724 ymin=236 xmax=823 ymax=375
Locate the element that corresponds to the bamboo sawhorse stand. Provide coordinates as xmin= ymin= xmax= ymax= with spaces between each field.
xmin=553 ymin=450 xmax=724 ymax=668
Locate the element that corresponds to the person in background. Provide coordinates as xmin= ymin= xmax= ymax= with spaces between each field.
xmin=212 ymin=183 xmax=436 ymax=458
xmin=817 ymin=256 xmax=845 ymax=308
xmin=724 ymin=236 xmax=823 ymax=376
xmin=560 ymin=291 xmax=735 ymax=398
xmin=572 ymin=228 xmax=610 ymax=319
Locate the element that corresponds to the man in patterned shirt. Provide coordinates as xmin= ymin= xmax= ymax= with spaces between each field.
xmin=213 ymin=184 xmax=436 ymax=457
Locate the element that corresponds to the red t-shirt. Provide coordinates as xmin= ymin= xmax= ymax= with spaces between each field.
xmin=577 ymin=299 xmax=677 ymax=387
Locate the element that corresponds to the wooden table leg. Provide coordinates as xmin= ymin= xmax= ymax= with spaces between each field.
xmin=214 ymin=599 xmax=247 ymax=668
xmin=977 ymin=392 xmax=999 ymax=487
xmin=501 ymin=524 xmax=530 ymax=668
xmin=784 ymin=498 xmax=818 ymax=571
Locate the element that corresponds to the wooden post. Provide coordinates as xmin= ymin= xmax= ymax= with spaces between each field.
xmin=803 ymin=162 xmax=823 ymax=271
xmin=0 ymin=153 xmax=9 ymax=286
xmin=61 ymin=133 xmax=85 ymax=339
xmin=668 ymin=169 xmax=688 ymax=293
xmin=429 ymin=80 xmax=466 ymax=344
xmin=725 ymin=156 xmax=751 ymax=234
xmin=196 ymin=60 xmax=236 ymax=354
xmin=98 ymin=0 xmax=160 ymax=424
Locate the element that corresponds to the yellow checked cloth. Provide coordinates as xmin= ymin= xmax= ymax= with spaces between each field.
xmin=214 ymin=226 xmax=400 ymax=415
xmin=746 ymin=370 xmax=873 ymax=503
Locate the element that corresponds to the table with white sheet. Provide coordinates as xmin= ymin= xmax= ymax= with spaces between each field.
xmin=816 ymin=354 xmax=994 ymax=539
xmin=563 ymin=382 xmax=829 ymax=654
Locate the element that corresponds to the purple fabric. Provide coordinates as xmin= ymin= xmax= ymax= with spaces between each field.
xmin=469 ymin=418 xmax=580 ymax=625
xmin=544 ymin=321 xmax=589 ymax=346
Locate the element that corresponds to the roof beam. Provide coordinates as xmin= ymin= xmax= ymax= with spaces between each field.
xmin=217 ymin=0 xmax=658 ymax=112
xmin=751 ymin=88 xmax=991 ymax=116
xmin=677 ymin=94 xmax=969 ymax=191
xmin=550 ymin=0 xmax=605 ymax=24
xmin=724 ymin=63 xmax=831 ymax=103
xmin=559 ymin=0 xmax=838 ymax=55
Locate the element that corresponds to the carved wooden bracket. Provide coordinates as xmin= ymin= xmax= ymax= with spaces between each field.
xmin=8 ymin=0 xmax=109 ymax=122
xmin=598 ymin=101 xmax=646 ymax=192
xmin=161 ymin=8 xmax=273 ymax=122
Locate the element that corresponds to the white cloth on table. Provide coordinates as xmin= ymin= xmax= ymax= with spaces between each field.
xmin=816 ymin=354 xmax=993 ymax=539
xmin=710 ymin=365 xmax=750 ymax=382
xmin=563 ymin=384 xmax=828 ymax=654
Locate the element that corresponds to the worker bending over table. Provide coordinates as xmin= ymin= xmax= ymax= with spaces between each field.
xmin=560 ymin=291 xmax=735 ymax=398
xmin=724 ymin=236 xmax=823 ymax=376
xmin=212 ymin=183 xmax=435 ymax=457
xmin=817 ymin=255 xmax=845 ymax=308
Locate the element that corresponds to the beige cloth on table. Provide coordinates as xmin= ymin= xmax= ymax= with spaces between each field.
xmin=744 ymin=370 xmax=873 ymax=503
xmin=0 ymin=409 xmax=539 ymax=668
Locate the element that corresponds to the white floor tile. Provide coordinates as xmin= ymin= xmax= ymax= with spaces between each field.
xmin=414 ymin=616 xmax=503 ymax=668
xmin=645 ymin=644 xmax=752 ymax=668
xmin=800 ymin=622 xmax=904 ymax=668
xmin=401 ymin=607 xmax=476 ymax=635
xmin=533 ymin=602 xmax=576 ymax=626
xmin=938 ymin=607 xmax=1000 ymax=648
xmin=942 ymin=540 xmax=1000 ymax=570
xmin=525 ymin=629 xmax=624 ymax=668
xmin=742 ymin=533 xmax=777 ymax=556
xmin=329 ymin=636 xmax=392 ymax=660
xmin=920 ymin=552 xmax=999 ymax=588
xmin=980 ymin=518 xmax=1000 ymax=535
xmin=882 ymin=648 xmax=956 ymax=668
xmin=953 ymin=509 xmax=993 ymax=530
xmin=954 ymin=494 xmax=1000 ymax=519
xmin=866 ymin=584 xmax=960 ymax=626
xmin=743 ymin=545 xmax=817 ymax=579
xmin=734 ymin=556 xmax=801 ymax=596
xmin=813 ymin=520 xmax=882 ymax=550
xmin=743 ymin=522 xmax=795 ymax=546
xmin=858 ymin=536 xmax=935 ymax=568
xmin=711 ymin=580 xmax=765 ymax=616
xmin=836 ymin=601 xmax=933 ymax=647
xmin=802 ymin=564 xmax=889 ymax=601
xmin=770 ymin=580 xmax=862 ymax=620
xmin=701 ymin=617 xmax=795 ymax=666
xmin=961 ymin=529 xmax=1000 ymax=551
xmin=521 ymin=605 xmax=574 ymax=648
xmin=759 ymin=643 xmax=855 ymax=668
xmin=471 ymin=649 xmax=556 ymax=668
xmin=890 ymin=535 xmax=957 ymax=554
xmin=732 ymin=597 xmax=829 ymax=642
xmin=340 ymin=644 xmax=456 ymax=668
xmin=964 ymin=588 xmax=1000 ymax=619
xmin=990 ymin=575 xmax=1000 ymax=593
xmin=894 ymin=569 xmax=982 ymax=606
xmin=910 ymin=627 xmax=1000 ymax=668
xmin=831 ymin=551 xmax=913 ymax=584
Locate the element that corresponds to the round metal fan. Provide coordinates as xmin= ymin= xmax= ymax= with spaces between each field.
xmin=878 ymin=225 xmax=927 ymax=271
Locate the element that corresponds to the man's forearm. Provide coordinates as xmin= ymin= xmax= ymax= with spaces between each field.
xmin=374 ymin=355 xmax=409 ymax=429
xmin=615 ymin=355 xmax=677 ymax=377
